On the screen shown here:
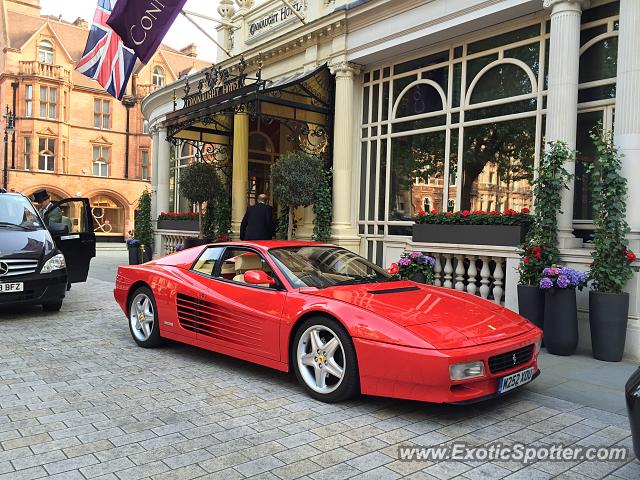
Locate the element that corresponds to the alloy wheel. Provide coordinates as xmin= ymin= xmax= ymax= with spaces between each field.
xmin=130 ymin=293 xmax=155 ymax=342
xmin=296 ymin=325 xmax=346 ymax=394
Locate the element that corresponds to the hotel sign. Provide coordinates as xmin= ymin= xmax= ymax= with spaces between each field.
xmin=183 ymin=77 xmax=244 ymax=108
xmin=247 ymin=1 xmax=306 ymax=43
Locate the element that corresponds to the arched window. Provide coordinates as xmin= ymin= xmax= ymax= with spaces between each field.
xmin=152 ymin=66 xmax=165 ymax=87
xmin=579 ymin=36 xmax=618 ymax=84
xmin=469 ymin=63 xmax=533 ymax=104
xmin=395 ymin=82 xmax=444 ymax=118
xmin=92 ymin=146 xmax=110 ymax=177
xmin=38 ymin=40 xmax=54 ymax=64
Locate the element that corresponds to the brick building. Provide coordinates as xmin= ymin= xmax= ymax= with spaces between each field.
xmin=0 ymin=0 xmax=209 ymax=241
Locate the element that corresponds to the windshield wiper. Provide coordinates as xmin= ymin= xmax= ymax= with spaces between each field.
xmin=336 ymin=275 xmax=394 ymax=286
xmin=0 ymin=222 xmax=32 ymax=230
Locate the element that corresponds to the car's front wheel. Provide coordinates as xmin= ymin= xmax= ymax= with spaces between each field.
xmin=128 ymin=287 xmax=162 ymax=348
xmin=292 ymin=316 xmax=359 ymax=403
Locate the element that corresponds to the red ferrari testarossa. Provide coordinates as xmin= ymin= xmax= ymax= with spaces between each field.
xmin=114 ymin=241 xmax=542 ymax=403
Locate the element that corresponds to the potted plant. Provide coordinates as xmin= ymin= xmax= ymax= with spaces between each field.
xmin=128 ymin=190 xmax=153 ymax=264
xmin=539 ymin=266 xmax=588 ymax=356
xmin=587 ymin=129 xmax=638 ymax=361
xmin=517 ymin=141 xmax=573 ymax=331
xmin=413 ymin=208 xmax=532 ymax=247
xmin=394 ymin=251 xmax=436 ymax=284
xmin=271 ymin=151 xmax=325 ymax=240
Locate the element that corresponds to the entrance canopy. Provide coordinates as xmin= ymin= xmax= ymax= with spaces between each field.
xmin=163 ymin=58 xmax=334 ymax=159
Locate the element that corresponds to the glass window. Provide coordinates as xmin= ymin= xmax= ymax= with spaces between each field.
xmin=395 ymin=82 xmax=444 ymax=118
xmin=218 ymin=248 xmax=275 ymax=286
xmin=141 ymin=150 xmax=149 ymax=180
xmin=92 ymin=145 xmax=110 ymax=177
xmin=579 ymin=36 xmax=618 ymax=84
xmin=94 ymin=99 xmax=111 ymax=129
xmin=143 ymin=120 xmax=149 ymax=134
xmin=38 ymin=39 xmax=54 ymax=64
xmin=461 ymin=117 xmax=535 ymax=211
xmin=574 ymin=110 xmax=604 ymax=221
xmin=24 ymin=137 xmax=32 ymax=170
xmin=39 ymin=87 xmax=57 ymax=119
xmin=470 ymin=63 xmax=534 ymax=104
xmin=25 ymin=85 xmax=33 ymax=117
xmin=192 ymin=247 xmax=224 ymax=276
xmin=389 ymin=132 xmax=446 ymax=221
xmin=152 ymin=66 xmax=165 ymax=87
xmin=38 ymin=138 xmax=55 ymax=171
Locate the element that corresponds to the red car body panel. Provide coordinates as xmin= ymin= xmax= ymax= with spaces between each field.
xmin=114 ymin=241 xmax=542 ymax=404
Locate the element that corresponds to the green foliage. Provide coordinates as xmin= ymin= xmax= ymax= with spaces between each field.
xmin=415 ymin=210 xmax=532 ymax=226
xmin=271 ymin=151 xmax=325 ymax=239
xmin=313 ymin=169 xmax=332 ymax=242
xmin=275 ymin=205 xmax=291 ymax=240
xmin=518 ymin=141 xmax=573 ymax=285
xmin=588 ymin=128 xmax=637 ymax=293
xmin=203 ymin=188 xmax=231 ymax=242
xmin=133 ymin=189 xmax=153 ymax=254
xmin=179 ymin=162 xmax=224 ymax=237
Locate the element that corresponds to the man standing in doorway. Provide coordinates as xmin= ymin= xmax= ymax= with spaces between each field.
xmin=240 ymin=193 xmax=275 ymax=240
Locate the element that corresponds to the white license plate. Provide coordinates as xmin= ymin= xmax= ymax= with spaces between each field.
xmin=498 ymin=367 xmax=534 ymax=394
xmin=0 ymin=283 xmax=24 ymax=293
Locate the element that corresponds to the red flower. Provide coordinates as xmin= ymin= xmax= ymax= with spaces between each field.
xmin=627 ymin=251 xmax=637 ymax=262
xmin=490 ymin=210 xmax=500 ymax=215
xmin=533 ymin=252 xmax=542 ymax=260
xmin=523 ymin=257 xmax=530 ymax=264
xmin=445 ymin=212 xmax=452 ymax=216
xmin=532 ymin=247 xmax=542 ymax=255
xmin=418 ymin=210 xmax=426 ymax=216
xmin=521 ymin=208 xmax=530 ymax=214
xmin=387 ymin=263 xmax=399 ymax=275
xmin=461 ymin=210 xmax=470 ymax=217
xmin=431 ymin=209 xmax=438 ymax=215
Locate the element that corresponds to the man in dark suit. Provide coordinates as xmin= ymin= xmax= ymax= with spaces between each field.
xmin=33 ymin=188 xmax=62 ymax=226
xmin=240 ymin=194 xmax=275 ymax=240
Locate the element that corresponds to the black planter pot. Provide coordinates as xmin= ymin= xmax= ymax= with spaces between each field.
xmin=157 ymin=218 xmax=200 ymax=231
xmin=409 ymin=272 xmax=427 ymax=283
xmin=517 ymin=285 xmax=545 ymax=331
xmin=127 ymin=245 xmax=140 ymax=265
xmin=543 ymin=288 xmax=578 ymax=356
xmin=589 ymin=291 xmax=629 ymax=362
xmin=141 ymin=246 xmax=152 ymax=263
xmin=412 ymin=223 xmax=529 ymax=247
xmin=625 ymin=367 xmax=640 ymax=459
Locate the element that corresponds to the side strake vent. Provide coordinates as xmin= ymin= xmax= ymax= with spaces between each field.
xmin=176 ymin=293 xmax=261 ymax=347
xmin=369 ymin=286 xmax=420 ymax=295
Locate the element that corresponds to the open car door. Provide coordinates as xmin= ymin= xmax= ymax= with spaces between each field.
xmin=45 ymin=198 xmax=96 ymax=283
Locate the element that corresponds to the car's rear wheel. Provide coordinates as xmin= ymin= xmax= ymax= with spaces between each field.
xmin=292 ymin=316 xmax=359 ymax=403
xmin=128 ymin=287 xmax=162 ymax=348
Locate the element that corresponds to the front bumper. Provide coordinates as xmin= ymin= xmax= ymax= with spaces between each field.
xmin=354 ymin=328 xmax=542 ymax=404
xmin=0 ymin=270 xmax=67 ymax=306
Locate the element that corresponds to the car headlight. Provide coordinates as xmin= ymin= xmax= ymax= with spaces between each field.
xmin=450 ymin=361 xmax=485 ymax=381
xmin=534 ymin=338 xmax=542 ymax=356
xmin=41 ymin=254 xmax=66 ymax=274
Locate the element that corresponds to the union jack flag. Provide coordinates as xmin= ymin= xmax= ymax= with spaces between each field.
xmin=76 ymin=0 xmax=137 ymax=100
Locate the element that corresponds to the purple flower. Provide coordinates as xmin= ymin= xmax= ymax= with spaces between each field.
xmin=409 ymin=251 xmax=422 ymax=259
xmin=398 ymin=257 xmax=412 ymax=267
xmin=556 ymin=274 xmax=570 ymax=289
xmin=543 ymin=267 xmax=560 ymax=277
xmin=539 ymin=277 xmax=553 ymax=289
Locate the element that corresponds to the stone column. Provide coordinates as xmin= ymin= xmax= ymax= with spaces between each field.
xmin=329 ymin=60 xmax=361 ymax=252
xmin=544 ymin=0 xmax=589 ymax=249
xmin=231 ymin=113 xmax=249 ymax=237
xmin=615 ymin=0 xmax=640 ymax=250
xmin=156 ymin=128 xmax=171 ymax=217
xmin=150 ymin=127 xmax=160 ymax=226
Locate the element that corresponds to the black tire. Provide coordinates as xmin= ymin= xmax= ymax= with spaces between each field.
xmin=291 ymin=316 xmax=360 ymax=403
xmin=42 ymin=300 xmax=63 ymax=312
xmin=128 ymin=286 xmax=163 ymax=348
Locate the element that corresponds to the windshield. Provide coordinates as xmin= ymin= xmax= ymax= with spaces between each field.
xmin=269 ymin=246 xmax=393 ymax=289
xmin=0 ymin=195 xmax=44 ymax=230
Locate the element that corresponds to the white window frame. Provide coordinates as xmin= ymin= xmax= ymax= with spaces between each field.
xmin=92 ymin=145 xmax=110 ymax=177
xmin=38 ymin=39 xmax=54 ymax=64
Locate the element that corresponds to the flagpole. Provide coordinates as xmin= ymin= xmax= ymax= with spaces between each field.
xmin=180 ymin=11 xmax=231 ymax=57
xmin=280 ymin=0 xmax=306 ymax=24
xmin=182 ymin=9 xmax=237 ymax=29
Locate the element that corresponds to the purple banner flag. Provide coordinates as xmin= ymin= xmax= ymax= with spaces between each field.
xmin=107 ymin=0 xmax=188 ymax=64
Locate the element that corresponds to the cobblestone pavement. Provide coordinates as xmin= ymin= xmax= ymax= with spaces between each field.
xmin=1 ymin=278 xmax=639 ymax=480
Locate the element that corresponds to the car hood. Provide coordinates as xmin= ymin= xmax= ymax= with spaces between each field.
xmin=0 ymin=228 xmax=53 ymax=260
xmin=302 ymin=281 xmax=534 ymax=348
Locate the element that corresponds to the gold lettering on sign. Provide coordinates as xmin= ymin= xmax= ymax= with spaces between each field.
xmin=183 ymin=78 xmax=243 ymax=108
xmin=130 ymin=0 xmax=167 ymax=46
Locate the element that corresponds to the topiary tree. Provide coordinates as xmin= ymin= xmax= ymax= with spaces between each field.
xmin=134 ymin=189 xmax=153 ymax=257
xmin=203 ymin=185 xmax=231 ymax=242
xmin=271 ymin=151 xmax=324 ymax=240
xmin=179 ymin=161 xmax=222 ymax=237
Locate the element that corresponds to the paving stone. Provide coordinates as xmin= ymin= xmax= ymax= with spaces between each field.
xmin=44 ymin=453 xmax=100 ymax=475
xmin=234 ymin=455 xmax=285 ymax=476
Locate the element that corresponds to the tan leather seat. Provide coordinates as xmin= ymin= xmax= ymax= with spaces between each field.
xmin=233 ymin=254 xmax=268 ymax=285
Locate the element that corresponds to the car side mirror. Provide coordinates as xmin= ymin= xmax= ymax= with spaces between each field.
xmin=48 ymin=222 xmax=69 ymax=235
xmin=244 ymin=270 xmax=275 ymax=286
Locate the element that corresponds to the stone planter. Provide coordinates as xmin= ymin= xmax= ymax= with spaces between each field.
xmin=589 ymin=291 xmax=629 ymax=362
xmin=157 ymin=218 xmax=199 ymax=231
xmin=543 ymin=288 xmax=578 ymax=356
xmin=517 ymin=284 xmax=545 ymax=331
xmin=412 ymin=223 xmax=529 ymax=246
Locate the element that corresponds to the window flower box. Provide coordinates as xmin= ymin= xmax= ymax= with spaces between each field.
xmin=412 ymin=209 xmax=532 ymax=247
xmin=157 ymin=212 xmax=200 ymax=232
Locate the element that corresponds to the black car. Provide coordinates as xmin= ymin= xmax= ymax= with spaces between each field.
xmin=0 ymin=189 xmax=95 ymax=311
